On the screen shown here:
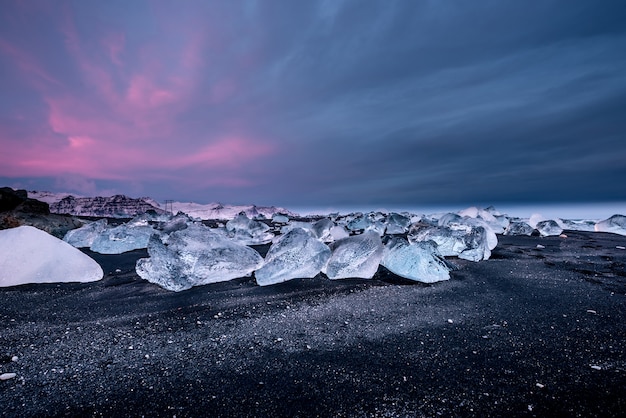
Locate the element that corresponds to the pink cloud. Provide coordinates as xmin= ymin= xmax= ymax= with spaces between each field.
xmin=0 ymin=4 xmax=277 ymax=192
xmin=210 ymin=78 xmax=238 ymax=104
xmin=126 ymin=75 xmax=179 ymax=109
xmin=101 ymin=31 xmax=125 ymax=67
xmin=0 ymin=38 xmax=60 ymax=87
xmin=174 ymin=136 xmax=274 ymax=169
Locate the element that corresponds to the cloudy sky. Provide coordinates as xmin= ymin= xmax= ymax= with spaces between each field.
xmin=1 ymin=0 xmax=625 ymax=210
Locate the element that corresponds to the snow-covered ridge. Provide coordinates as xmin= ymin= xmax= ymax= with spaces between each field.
xmin=154 ymin=201 xmax=298 ymax=220
xmin=28 ymin=190 xmax=78 ymax=205
xmin=27 ymin=191 xmax=298 ymax=220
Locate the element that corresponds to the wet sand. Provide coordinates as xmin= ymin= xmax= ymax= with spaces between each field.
xmin=1 ymin=231 xmax=625 ymax=417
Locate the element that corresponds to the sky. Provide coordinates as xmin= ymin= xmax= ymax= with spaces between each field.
xmin=1 ymin=0 xmax=625 ymax=212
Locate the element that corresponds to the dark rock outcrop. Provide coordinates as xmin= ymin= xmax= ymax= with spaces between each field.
xmin=1 ymin=187 xmax=49 ymax=214
xmin=1 ymin=187 xmax=81 ymax=238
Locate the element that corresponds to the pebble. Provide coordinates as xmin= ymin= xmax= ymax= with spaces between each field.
xmin=536 ymin=383 xmax=545 ymax=389
xmin=590 ymin=365 xmax=602 ymax=370
xmin=447 ymin=319 xmax=454 ymax=324
xmin=536 ymin=244 xmax=545 ymax=249
xmin=0 ymin=373 xmax=16 ymax=380
xmin=11 ymin=356 xmax=18 ymax=362
xmin=559 ymin=234 xmax=568 ymax=238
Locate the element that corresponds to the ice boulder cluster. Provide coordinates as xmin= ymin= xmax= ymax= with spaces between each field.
xmin=408 ymin=221 xmax=495 ymax=262
xmin=129 ymin=208 xmax=504 ymax=290
xmin=47 ymin=204 xmax=626 ymax=292
xmin=62 ymin=215 xmax=159 ymax=254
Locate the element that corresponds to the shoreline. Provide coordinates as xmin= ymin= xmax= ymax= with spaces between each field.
xmin=1 ymin=231 xmax=625 ymax=417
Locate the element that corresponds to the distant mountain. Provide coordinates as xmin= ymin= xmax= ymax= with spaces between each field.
xmin=49 ymin=195 xmax=166 ymax=218
xmin=27 ymin=190 xmax=297 ymax=220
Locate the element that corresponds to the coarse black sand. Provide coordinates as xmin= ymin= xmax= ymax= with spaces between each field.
xmin=1 ymin=231 xmax=625 ymax=417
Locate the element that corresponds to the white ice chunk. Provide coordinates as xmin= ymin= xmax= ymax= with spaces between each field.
xmin=323 ymin=230 xmax=383 ymax=280
xmin=461 ymin=217 xmax=498 ymax=250
xmin=129 ymin=211 xmax=170 ymax=225
xmin=366 ymin=221 xmax=386 ymax=236
xmin=255 ymin=228 xmax=330 ymax=286
xmin=225 ymin=212 xmax=274 ymax=245
xmin=311 ymin=218 xmax=335 ymax=242
xmin=345 ymin=212 xmax=385 ymax=235
xmin=408 ymin=222 xmax=494 ymax=261
xmin=63 ymin=219 xmax=108 ymax=248
xmin=136 ymin=223 xmax=263 ymax=291
xmin=272 ymin=213 xmax=290 ymax=223
xmin=385 ymin=212 xmax=411 ymax=234
xmin=159 ymin=213 xmax=193 ymax=235
xmin=347 ymin=214 xmax=370 ymax=231
xmin=558 ymin=219 xmax=596 ymax=232
xmin=458 ymin=207 xmax=480 ymax=218
xmin=536 ymin=220 xmax=563 ymax=237
xmin=329 ymin=225 xmax=349 ymax=241
xmin=90 ymin=223 xmax=155 ymax=254
xmin=279 ymin=221 xmax=313 ymax=236
xmin=492 ymin=215 xmax=511 ymax=233
xmin=595 ymin=214 xmax=626 ymax=236
xmin=0 ymin=226 xmax=103 ymax=287
xmin=381 ymin=237 xmax=450 ymax=283
xmin=438 ymin=213 xmax=463 ymax=227
xmin=504 ymin=221 xmax=535 ymax=236
xmin=457 ymin=207 xmax=506 ymax=234
xmin=528 ymin=213 xmax=544 ymax=229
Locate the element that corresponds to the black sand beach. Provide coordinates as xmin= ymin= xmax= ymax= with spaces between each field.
xmin=1 ymin=231 xmax=625 ymax=417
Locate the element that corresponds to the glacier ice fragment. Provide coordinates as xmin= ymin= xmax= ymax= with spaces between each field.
xmin=159 ymin=213 xmax=193 ymax=235
xmin=255 ymin=228 xmax=330 ymax=286
xmin=312 ymin=218 xmax=335 ymax=242
xmin=225 ymin=212 xmax=274 ymax=245
xmin=1 ymin=226 xmax=103 ymax=287
xmin=136 ymin=224 xmax=263 ymax=291
xmin=63 ymin=219 xmax=108 ymax=248
xmin=504 ymin=221 xmax=535 ymax=236
xmin=558 ymin=219 xmax=596 ymax=232
xmin=329 ymin=225 xmax=349 ymax=241
xmin=90 ymin=223 xmax=155 ymax=254
xmin=381 ymin=237 xmax=450 ymax=283
xmin=536 ymin=220 xmax=563 ymax=237
xmin=272 ymin=213 xmax=290 ymax=223
xmin=408 ymin=222 xmax=494 ymax=261
xmin=385 ymin=212 xmax=411 ymax=234
xmin=595 ymin=214 xmax=626 ymax=236
xmin=323 ymin=230 xmax=383 ymax=280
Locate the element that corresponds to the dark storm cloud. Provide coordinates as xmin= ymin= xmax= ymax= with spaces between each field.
xmin=0 ymin=0 xmax=625 ymax=208
xmin=248 ymin=0 xmax=626 ymax=206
